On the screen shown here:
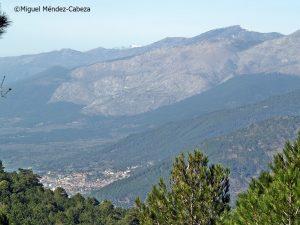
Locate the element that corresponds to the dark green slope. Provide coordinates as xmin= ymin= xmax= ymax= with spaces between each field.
xmin=88 ymin=87 xmax=300 ymax=170
xmin=93 ymin=116 xmax=300 ymax=206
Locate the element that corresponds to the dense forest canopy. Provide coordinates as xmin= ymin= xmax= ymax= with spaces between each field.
xmin=136 ymin=151 xmax=230 ymax=224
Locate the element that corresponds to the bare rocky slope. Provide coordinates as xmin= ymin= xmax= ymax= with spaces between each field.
xmin=49 ymin=26 xmax=288 ymax=116
xmin=237 ymin=30 xmax=300 ymax=75
xmin=3 ymin=26 xmax=294 ymax=116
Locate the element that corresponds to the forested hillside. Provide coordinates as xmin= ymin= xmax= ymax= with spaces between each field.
xmin=94 ymin=116 xmax=300 ymax=206
xmin=89 ymin=88 xmax=300 ymax=171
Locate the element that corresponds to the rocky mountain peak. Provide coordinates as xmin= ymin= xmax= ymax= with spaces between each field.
xmin=185 ymin=25 xmax=282 ymax=50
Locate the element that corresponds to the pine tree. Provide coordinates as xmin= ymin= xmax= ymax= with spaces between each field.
xmin=0 ymin=161 xmax=5 ymax=174
xmin=136 ymin=150 xmax=230 ymax=225
xmin=0 ymin=12 xmax=10 ymax=36
xmin=221 ymin=134 xmax=300 ymax=225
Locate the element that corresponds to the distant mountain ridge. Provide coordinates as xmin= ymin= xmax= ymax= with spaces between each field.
xmin=49 ymin=26 xmax=288 ymax=116
xmin=0 ymin=36 xmax=189 ymax=83
xmin=1 ymin=26 xmax=286 ymax=117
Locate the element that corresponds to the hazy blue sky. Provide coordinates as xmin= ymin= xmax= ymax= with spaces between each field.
xmin=0 ymin=0 xmax=300 ymax=56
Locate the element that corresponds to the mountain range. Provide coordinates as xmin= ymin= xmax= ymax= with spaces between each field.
xmin=1 ymin=25 xmax=300 ymax=206
xmin=50 ymin=26 xmax=286 ymax=116
xmin=1 ymin=25 xmax=288 ymax=116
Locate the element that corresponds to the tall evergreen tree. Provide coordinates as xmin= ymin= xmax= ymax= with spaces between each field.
xmin=0 ymin=12 xmax=10 ymax=36
xmin=136 ymin=150 xmax=230 ymax=225
xmin=0 ymin=161 xmax=4 ymax=173
xmin=221 ymin=134 xmax=300 ymax=225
